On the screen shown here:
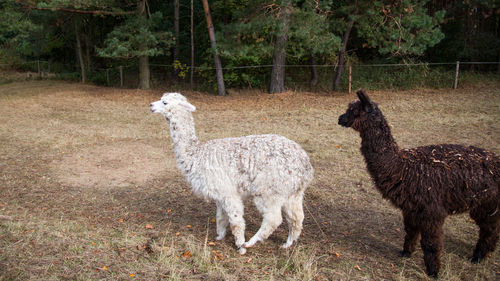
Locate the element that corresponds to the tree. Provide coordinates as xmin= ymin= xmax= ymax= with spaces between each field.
xmin=215 ymin=0 xmax=340 ymax=90
xmin=173 ymin=0 xmax=179 ymax=63
xmin=425 ymin=0 xmax=500 ymax=70
xmin=97 ymin=1 xmax=174 ymax=89
xmin=333 ymin=5 xmax=358 ymax=91
xmin=0 ymin=0 xmax=41 ymax=64
xmin=201 ymin=0 xmax=225 ymax=96
xmin=356 ymin=0 xmax=444 ymax=57
xmin=74 ymin=19 xmax=86 ymax=83
xmin=331 ymin=0 xmax=444 ymax=90
xmin=190 ymin=0 xmax=194 ymax=88
xmin=268 ymin=0 xmax=291 ymax=94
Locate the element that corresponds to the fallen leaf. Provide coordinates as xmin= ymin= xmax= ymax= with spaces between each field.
xmin=335 ymin=252 xmax=340 ymax=257
xmin=354 ymin=265 xmax=361 ymax=271
xmin=119 ymin=219 xmax=124 ymax=223
xmin=211 ymin=218 xmax=216 ymax=223
xmin=208 ymin=242 xmax=216 ymax=246
xmin=182 ymin=250 xmax=192 ymax=259
xmin=167 ymin=209 xmax=172 ymax=213
xmin=245 ymin=257 xmax=253 ymax=263
xmin=145 ymin=224 xmax=153 ymax=229
xmin=175 ymin=232 xmax=180 ymax=236
xmin=102 ymin=266 xmax=108 ymax=271
xmin=137 ymin=244 xmax=146 ymax=250
xmin=129 ymin=273 xmax=135 ymax=277
xmin=186 ymin=225 xmax=192 ymax=228
xmin=212 ymin=250 xmax=224 ymax=260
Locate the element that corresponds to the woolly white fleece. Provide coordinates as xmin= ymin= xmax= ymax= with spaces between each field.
xmin=150 ymin=93 xmax=314 ymax=254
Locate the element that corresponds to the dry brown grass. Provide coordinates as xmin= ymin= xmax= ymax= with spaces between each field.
xmin=0 ymin=80 xmax=499 ymax=280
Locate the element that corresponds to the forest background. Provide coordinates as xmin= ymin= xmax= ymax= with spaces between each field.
xmin=0 ymin=0 xmax=499 ymax=94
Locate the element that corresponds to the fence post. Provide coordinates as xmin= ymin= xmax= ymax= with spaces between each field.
xmin=348 ymin=65 xmax=352 ymax=95
xmin=106 ymin=69 xmax=110 ymax=86
xmin=119 ymin=66 xmax=123 ymax=87
xmin=37 ymin=60 xmax=41 ymax=77
xmin=453 ymin=61 xmax=460 ymax=89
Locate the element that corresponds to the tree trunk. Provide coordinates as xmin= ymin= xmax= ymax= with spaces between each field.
xmin=269 ymin=0 xmax=292 ymax=94
xmin=310 ymin=52 xmax=318 ymax=87
xmin=190 ymin=0 xmax=194 ymax=88
xmin=84 ymin=34 xmax=91 ymax=71
xmin=139 ymin=55 xmax=150 ymax=89
xmin=201 ymin=0 xmax=225 ymax=96
xmin=333 ymin=8 xmax=358 ymax=91
xmin=75 ymin=22 xmax=86 ymax=83
xmin=173 ymin=0 xmax=179 ymax=63
xmin=137 ymin=0 xmax=150 ymax=89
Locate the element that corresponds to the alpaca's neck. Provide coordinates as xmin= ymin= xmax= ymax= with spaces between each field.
xmin=359 ymin=117 xmax=403 ymax=196
xmin=167 ymin=113 xmax=199 ymax=174
xmin=359 ymin=121 xmax=399 ymax=157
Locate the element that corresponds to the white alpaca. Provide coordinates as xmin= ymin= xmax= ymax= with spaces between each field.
xmin=150 ymin=93 xmax=314 ymax=254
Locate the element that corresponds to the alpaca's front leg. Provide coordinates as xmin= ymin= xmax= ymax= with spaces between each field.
xmin=215 ymin=202 xmax=229 ymax=240
xmin=221 ymin=197 xmax=246 ymax=254
xmin=399 ymin=213 xmax=420 ymax=257
xmin=420 ymin=220 xmax=444 ymax=279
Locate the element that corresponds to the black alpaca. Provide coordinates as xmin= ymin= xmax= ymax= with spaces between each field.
xmin=338 ymin=90 xmax=500 ymax=278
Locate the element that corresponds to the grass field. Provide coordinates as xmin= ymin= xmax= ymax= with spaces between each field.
xmin=0 ymin=80 xmax=499 ymax=280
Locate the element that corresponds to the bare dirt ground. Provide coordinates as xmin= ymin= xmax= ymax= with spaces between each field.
xmin=0 ymin=80 xmax=499 ymax=280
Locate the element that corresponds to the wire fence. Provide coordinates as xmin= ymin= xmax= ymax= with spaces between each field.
xmin=2 ymin=60 xmax=499 ymax=92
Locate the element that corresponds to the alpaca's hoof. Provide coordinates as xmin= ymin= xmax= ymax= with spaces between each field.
xmin=282 ymin=242 xmax=293 ymax=249
xmin=216 ymin=234 xmax=226 ymax=241
xmin=427 ymin=272 xmax=438 ymax=279
xmin=398 ymin=250 xmax=411 ymax=258
xmin=242 ymin=242 xmax=253 ymax=248
xmin=470 ymin=256 xmax=481 ymax=264
xmin=471 ymin=249 xmax=486 ymax=264
xmin=238 ymin=247 xmax=247 ymax=255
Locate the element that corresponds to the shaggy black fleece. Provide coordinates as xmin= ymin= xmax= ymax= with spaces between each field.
xmin=338 ymin=90 xmax=499 ymax=278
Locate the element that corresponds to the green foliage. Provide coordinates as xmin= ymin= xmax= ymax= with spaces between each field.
xmin=1 ymin=0 xmax=498 ymax=90
xmin=0 ymin=0 xmax=43 ymax=60
xmin=356 ymin=0 xmax=445 ymax=56
xmin=212 ymin=0 xmax=341 ymax=88
xmin=173 ymin=59 xmax=188 ymax=79
xmin=97 ymin=12 xmax=174 ymax=59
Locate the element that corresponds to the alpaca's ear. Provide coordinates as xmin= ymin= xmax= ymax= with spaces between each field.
xmin=357 ymin=89 xmax=373 ymax=112
xmin=178 ymin=101 xmax=196 ymax=112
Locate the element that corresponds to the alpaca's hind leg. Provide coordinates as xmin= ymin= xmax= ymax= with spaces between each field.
xmin=420 ymin=220 xmax=444 ymax=278
xmin=470 ymin=205 xmax=500 ymax=263
xmin=282 ymin=193 xmax=305 ymax=249
xmin=399 ymin=213 xmax=420 ymax=257
xmin=243 ymin=197 xmax=284 ymax=248
xmin=221 ymin=198 xmax=246 ymax=253
xmin=215 ymin=202 xmax=230 ymax=240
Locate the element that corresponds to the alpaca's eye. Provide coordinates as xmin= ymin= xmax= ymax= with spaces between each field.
xmin=163 ymin=101 xmax=167 ymax=105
